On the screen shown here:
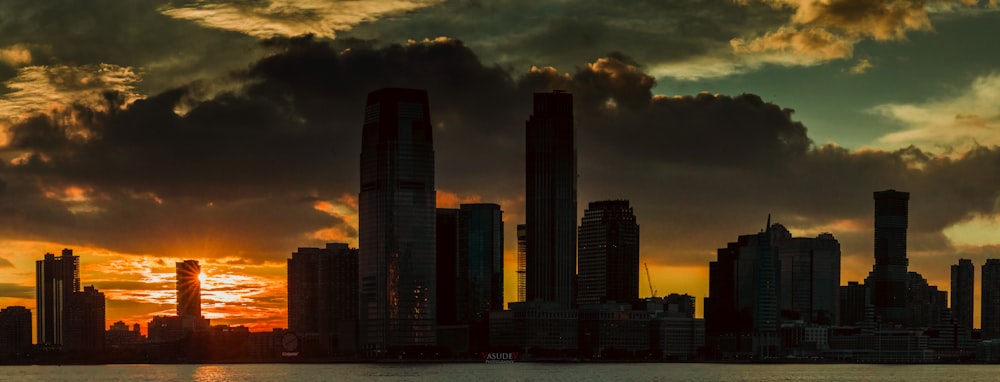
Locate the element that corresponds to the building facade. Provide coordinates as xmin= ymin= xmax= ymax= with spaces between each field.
xmin=176 ymin=260 xmax=201 ymax=319
xmin=525 ymin=90 xmax=577 ymax=307
xmin=359 ymin=88 xmax=437 ymax=355
xmin=35 ymin=249 xmax=79 ymax=347
xmin=576 ymin=200 xmax=639 ymax=306
xmin=951 ymin=258 xmax=974 ymax=330
xmin=287 ymin=243 xmax=358 ymax=355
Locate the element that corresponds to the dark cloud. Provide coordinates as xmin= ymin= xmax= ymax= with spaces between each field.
xmin=1 ymin=35 xmax=999 ymax=290
xmin=0 ymin=257 xmax=12 ymax=268
xmin=0 ymin=283 xmax=33 ymax=298
xmin=0 ymin=0 xmax=257 ymax=94
xmin=341 ymin=0 xmax=790 ymax=79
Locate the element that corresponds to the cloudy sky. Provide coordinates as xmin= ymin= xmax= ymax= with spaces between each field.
xmin=2 ymin=0 xmax=1000 ymax=334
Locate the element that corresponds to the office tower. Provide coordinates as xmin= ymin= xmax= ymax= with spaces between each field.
xmin=35 ymin=249 xmax=79 ymax=346
xmin=359 ymin=88 xmax=437 ymax=354
xmin=525 ymin=90 xmax=577 ymax=307
xmin=663 ymin=293 xmax=696 ymax=319
xmin=436 ymin=205 xmax=503 ymax=322
xmin=577 ymin=200 xmax=639 ymax=305
xmin=752 ymin=218 xmax=779 ymax=334
xmin=839 ymin=281 xmax=867 ymax=326
xmin=287 ymin=243 xmax=358 ymax=354
xmin=65 ymin=285 xmax=105 ymax=352
xmin=951 ymin=258 xmax=974 ymax=330
xmin=771 ymin=224 xmax=841 ymax=325
xmin=868 ymin=189 xmax=909 ymax=325
xmin=459 ymin=203 xmax=504 ymax=320
xmin=0 ymin=306 xmax=32 ymax=359
xmin=706 ymin=236 xmax=749 ymax=339
xmin=517 ymin=224 xmax=527 ymax=303
xmin=983 ymin=259 xmax=1000 ymax=339
xmin=436 ymin=208 xmax=460 ymax=326
xmin=176 ymin=260 xmax=202 ymax=320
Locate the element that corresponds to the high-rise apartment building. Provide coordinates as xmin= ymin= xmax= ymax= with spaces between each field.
xmin=35 ymin=249 xmax=79 ymax=346
xmin=868 ymin=189 xmax=910 ymax=325
xmin=359 ymin=88 xmax=437 ymax=354
xmin=517 ymin=224 xmax=527 ymax=303
xmin=951 ymin=258 xmax=974 ymax=330
xmin=525 ymin=90 xmax=577 ymax=307
xmin=983 ymin=259 xmax=1000 ymax=339
xmin=287 ymin=243 xmax=358 ymax=355
xmin=577 ymin=200 xmax=639 ymax=305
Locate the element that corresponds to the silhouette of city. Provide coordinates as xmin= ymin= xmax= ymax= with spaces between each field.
xmin=4 ymin=89 xmax=1000 ymax=365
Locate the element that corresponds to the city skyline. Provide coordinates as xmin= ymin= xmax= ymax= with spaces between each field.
xmin=3 ymin=1 xmax=1000 ymax=335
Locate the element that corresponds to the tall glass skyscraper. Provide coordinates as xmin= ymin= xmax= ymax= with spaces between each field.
xmin=359 ymin=88 xmax=436 ymax=355
xmin=577 ymin=200 xmax=639 ymax=306
xmin=525 ymin=90 xmax=576 ymax=307
xmin=868 ymin=189 xmax=909 ymax=325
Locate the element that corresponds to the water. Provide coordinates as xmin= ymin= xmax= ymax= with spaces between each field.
xmin=1 ymin=363 xmax=998 ymax=382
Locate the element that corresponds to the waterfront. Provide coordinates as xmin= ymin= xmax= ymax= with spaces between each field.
xmin=1 ymin=363 xmax=998 ymax=382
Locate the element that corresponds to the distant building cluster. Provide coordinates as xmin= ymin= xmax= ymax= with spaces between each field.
xmin=8 ymin=88 xmax=1000 ymax=364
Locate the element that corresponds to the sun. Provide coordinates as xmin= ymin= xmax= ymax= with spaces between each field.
xmin=198 ymin=271 xmax=207 ymax=284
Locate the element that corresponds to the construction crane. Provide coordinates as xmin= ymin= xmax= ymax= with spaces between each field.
xmin=644 ymin=262 xmax=657 ymax=298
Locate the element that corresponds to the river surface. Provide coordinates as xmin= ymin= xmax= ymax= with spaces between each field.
xmin=1 ymin=363 xmax=997 ymax=381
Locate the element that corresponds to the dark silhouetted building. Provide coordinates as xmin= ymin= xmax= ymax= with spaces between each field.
xmin=983 ymin=259 xmax=1000 ymax=339
xmin=288 ymin=243 xmax=358 ymax=355
xmin=951 ymin=258 xmax=974 ymax=330
xmin=705 ymin=218 xmax=780 ymax=357
xmin=525 ymin=90 xmax=577 ymax=307
xmin=35 ymin=249 xmax=79 ymax=347
xmin=517 ymin=224 xmax=527 ymax=303
xmin=663 ymin=293 xmax=696 ymax=319
xmin=868 ymin=189 xmax=910 ymax=326
xmin=839 ymin=281 xmax=867 ymax=326
xmin=577 ymin=200 xmax=639 ymax=305
xmin=176 ymin=260 xmax=201 ymax=319
xmin=771 ymin=224 xmax=841 ymax=325
xmin=65 ymin=285 xmax=105 ymax=352
xmin=106 ymin=321 xmax=144 ymax=347
xmin=359 ymin=88 xmax=437 ymax=355
xmin=436 ymin=204 xmax=503 ymax=353
xmin=147 ymin=315 xmax=184 ymax=343
xmin=459 ymin=203 xmax=504 ymax=321
xmin=905 ymin=271 xmax=947 ymax=328
xmin=0 ymin=306 xmax=32 ymax=360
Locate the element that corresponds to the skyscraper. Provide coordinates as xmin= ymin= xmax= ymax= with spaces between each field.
xmin=517 ymin=224 xmax=527 ymax=303
xmin=288 ymin=243 xmax=358 ymax=355
xmin=436 ymin=208 xmax=460 ymax=326
xmin=176 ymin=260 xmax=202 ymax=320
xmin=983 ymin=259 xmax=1000 ymax=339
xmin=868 ymin=189 xmax=909 ymax=325
xmin=359 ymin=88 xmax=437 ymax=354
xmin=771 ymin=224 xmax=841 ymax=325
xmin=576 ymin=200 xmax=639 ymax=305
xmin=525 ymin=90 xmax=577 ymax=307
xmin=459 ymin=203 xmax=504 ymax=321
xmin=35 ymin=249 xmax=79 ymax=346
xmin=951 ymin=258 xmax=974 ymax=330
